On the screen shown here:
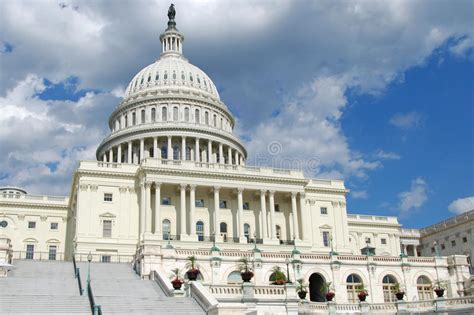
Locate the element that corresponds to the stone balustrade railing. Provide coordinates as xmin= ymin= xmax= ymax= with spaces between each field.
xmin=0 ymin=193 xmax=68 ymax=203
xmin=207 ymin=284 xmax=288 ymax=300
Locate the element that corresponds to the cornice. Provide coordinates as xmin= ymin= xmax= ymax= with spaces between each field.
xmin=0 ymin=200 xmax=69 ymax=211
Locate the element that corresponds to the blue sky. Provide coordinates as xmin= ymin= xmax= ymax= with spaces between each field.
xmin=0 ymin=0 xmax=473 ymax=228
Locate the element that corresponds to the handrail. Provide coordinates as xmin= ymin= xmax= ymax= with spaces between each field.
xmin=153 ymin=270 xmax=173 ymax=297
xmin=75 ymin=267 xmax=84 ymax=296
xmin=87 ymin=281 xmax=102 ymax=315
xmin=189 ymin=281 xmax=219 ymax=313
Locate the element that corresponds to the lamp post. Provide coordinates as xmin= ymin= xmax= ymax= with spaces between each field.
xmin=285 ymin=258 xmax=292 ymax=284
xmin=87 ymin=251 xmax=92 ymax=284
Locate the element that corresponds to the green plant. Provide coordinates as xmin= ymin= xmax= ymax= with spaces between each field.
xmin=296 ymin=279 xmax=307 ymax=293
xmin=269 ymin=266 xmax=286 ymax=285
xmin=171 ymin=268 xmax=181 ymax=280
xmin=434 ymin=280 xmax=447 ymax=290
xmin=237 ymin=257 xmax=253 ymax=273
xmin=357 ymin=283 xmax=368 ymax=294
xmin=393 ymin=282 xmax=404 ymax=293
xmin=321 ymin=281 xmax=334 ymax=294
xmin=185 ymin=255 xmax=199 ymax=271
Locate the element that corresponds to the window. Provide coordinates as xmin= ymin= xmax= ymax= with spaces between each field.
xmin=365 ymin=237 xmax=371 ymax=244
xmin=441 ymin=243 xmax=446 ymax=250
xmin=382 ymin=275 xmax=398 ymax=302
xmin=141 ymin=109 xmax=146 ymax=123
xmin=381 ymin=238 xmax=387 ymax=245
xmin=103 ymin=220 xmax=112 ymax=238
xmin=125 ymin=115 xmax=128 ymax=127
xmin=219 ymin=200 xmax=227 ymax=209
xmin=320 ymin=207 xmax=328 ymax=215
xmin=162 ymin=107 xmax=167 ymax=121
xmin=463 ymin=237 xmax=468 ymax=243
xmin=161 ymin=145 xmax=167 ymax=159
xmin=244 ymin=223 xmax=250 ymax=242
xmin=104 ymin=193 xmax=113 ymax=202
xmin=173 ymin=145 xmax=180 ymax=160
xmin=276 ymin=225 xmax=281 ymax=240
xmin=195 ymin=199 xmax=205 ymax=207
xmin=26 ymin=244 xmax=35 ymax=259
xmin=162 ymin=197 xmax=171 ymax=205
xmin=196 ymin=221 xmax=204 ymax=241
xmin=163 ymin=219 xmax=171 ymax=240
xmin=417 ymin=276 xmax=432 ymax=301
xmin=431 ymin=247 xmax=435 ymax=253
xmin=155 ymin=73 xmax=159 ymax=80
xmin=213 ymin=114 xmax=217 ymax=126
xmin=173 ymin=107 xmax=178 ymax=121
xmin=274 ymin=204 xmax=280 ymax=212
xmin=195 ymin=109 xmax=200 ymax=124
xmin=184 ymin=107 xmax=190 ymax=122
xmin=48 ymin=245 xmax=57 ymax=260
xmin=227 ymin=271 xmax=243 ymax=285
xmin=50 ymin=222 xmax=58 ymax=230
xmin=205 ymin=112 xmax=209 ymax=125
xmin=451 ymin=240 xmax=456 ymax=247
xmin=28 ymin=221 xmax=36 ymax=229
xmin=151 ymin=108 xmax=156 ymax=121
xmin=323 ymin=231 xmax=330 ymax=247
xmin=132 ymin=112 xmax=136 ymax=125
xmin=346 ymin=274 xmax=363 ymax=303
xmin=101 ymin=255 xmax=111 ymax=263
xmin=243 ymin=202 xmax=250 ymax=210
xmin=220 ymin=222 xmax=228 ymax=241
xmin=185 ymin=146 xmax=191 ymax=160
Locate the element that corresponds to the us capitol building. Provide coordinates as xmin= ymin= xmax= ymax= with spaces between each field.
xmin=0 ymin=6 xmax=472 ymax=314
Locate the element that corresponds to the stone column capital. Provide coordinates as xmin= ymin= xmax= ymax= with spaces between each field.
xmin=154 ymin=181 xmax=161 ymax=188
xmin=291 ymin=191 xmax=298 ymax=198
xmin=259 ymin=189 xmax=267 ymax=195
xmin=179 ymin=183 xmax=187 ymax=190
xmin=268 ymin=190 xmax=275 ymax=196
xmin=189 ymin=184 xmax=197 ymax=191
xmin=213 ymin=186 xmax=221 ymax=192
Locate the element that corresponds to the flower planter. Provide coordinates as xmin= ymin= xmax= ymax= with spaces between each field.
xmin=395 ymin=292 xmax=405 ymax=300
xmin=171 ymin=280 xmax=183 ymax=290
xmin=434 ymin=288 xmax=445 ymax=298
xmin=273 ymin=279 xmax=286 ymax=285
xmin=241 ymin=271 xmax=254 ymax=282
xmin=186 ymin=269 xmax=200 ymax=281
xmin=358 ymin=293 xmax=367 ymax=302
xmin=326 ymin=291 xmax=335 ymax=301
xmin=298 ymin=291 xmax=307 ymax=299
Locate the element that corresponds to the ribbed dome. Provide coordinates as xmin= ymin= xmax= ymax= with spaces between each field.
xmin=124 ymin=54 xmax=220 ymax=100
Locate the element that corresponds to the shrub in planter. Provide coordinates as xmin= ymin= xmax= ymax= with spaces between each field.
xmin=269 ymin=266 xmax=286 ymax=285
xmin=357 ymin=284 xmax=368 ymax=302
xmin=170 ymin=268 xmax=183 ymax=290
xmin=322 ymin=282 xmax=335 ymax=301
xmin=238 ymin=257 xmax=254 ymax=282
xmin=185 ymin=255 xmax=200 ymax=281
xmin=394 ymin=283 xmax=405 ymax=300
xmin=326 ymin=291 xmax=336 ymax=301
xmin=434 ymin=280 xmax=446 ymax=298
xmin=296 ymin=279 xmax=308 ymax=300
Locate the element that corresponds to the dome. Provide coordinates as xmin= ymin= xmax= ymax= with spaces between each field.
xmin=124 ymin=54 xmax=220 ymax=101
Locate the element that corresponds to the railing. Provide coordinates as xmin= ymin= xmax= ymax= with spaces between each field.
xmin=12 ymin=251 xmax=65 ymax=261
xmin=189 ymin=281 xmax=219 ymax=313
xmin=153 ymin=270 xmax=173 ymax=297
xmin=87 ymin=281 xmax=102 ymax=315
xmin=75 ymin=267 xmax=84 ymax=296
xmin=0 ymin=193 xmax=68 ymax=202
xmin=74 ymin=252 xmax=134 ymax=263
xmin=369 ymin=302 xmax=396 ymax=311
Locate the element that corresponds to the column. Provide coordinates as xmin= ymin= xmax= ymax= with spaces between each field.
xmin=195 ymin=138 xmax=200 ymax=162
xmin=260 ymin=190 xmax=267 ymax=240
xmin=218 ymin=143 xmax=223 ymax=164
xmin=189 ymin=185 xmax=196 ymax=235
xmin=139 ymin=182 xmax=145 ymax=236
xmin=140 ymin=138 xmax=144 ymax=162
xmin=180 ymin=184 xmax=187 ymax=236
xmin=237 ymin=188 xmax=245 ymax=242
xmin=154 ymin=183 xmax=161 ymax=237
xmin=299 ymin=193 xmax=308 ymax=241
xmin=102 ymin=154 xmax=106 ymax=162
xmin=214 ymin=187 xmax=220 ymax=238
xmin=227 ymin=147 xmax=232 ymax=165
xmin=291 ymin=192 xmax=299 ymax=240
xmin=234 ymin=151 xmax=239 ymax=166
xmin=208 ymin=140 xmax=212 ymax=163
xmin=153 ymin=137 xmax=158 ymax=158
xmin=117 ymin=144 xmax=122 ymax=163
xmin=181 ymin=136 xmax=186 ymax=160
xmin=167 ymin=136 xmax=172 ymax=160
xmin=269 ymin=191 xmax=276 ymax=239
xmin=109 ymin=148 xmax=113 ymax=163
xmin=128 ymin=141 xmax=132 ymax=163
xmin=145 ymin=182 xmax=152 ymax=233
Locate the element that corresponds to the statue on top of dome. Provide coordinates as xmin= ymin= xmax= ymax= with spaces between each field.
xmin=168 ymin=4 xmax=176 ymax=21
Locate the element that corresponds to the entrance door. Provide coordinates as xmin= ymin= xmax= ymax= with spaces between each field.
xmin=309 ymin=273 xmax=326 ymax=302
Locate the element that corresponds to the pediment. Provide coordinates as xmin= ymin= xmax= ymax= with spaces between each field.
xmin=99 ymin=212 xmax=116 ymax=218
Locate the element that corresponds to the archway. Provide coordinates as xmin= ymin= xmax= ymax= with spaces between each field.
xmin=309 ymin=273 xmax=326 ymax=302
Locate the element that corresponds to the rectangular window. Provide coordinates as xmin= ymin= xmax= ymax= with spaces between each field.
xmin=28 ymin=221 xmax=36 ymax=229
xmin=320 ymin=207 xmax=328 ymax=215
xmin=26 ymin=244 xmax=35 ymax=259
xmin=50 ymin=222 xmax=58 ymax=230
xmin=451 ymin=240 xmax=456 ymax=247
xmin=243 ymin=202 xmax=250 ymax=210
xmin=274 ymin=204 xmax=280 ymax=212
xmin=381 ymin=238 xmax=387 ymax=245
xmin=48 ymin=245 xmax=57 ymax=260
xmin=431 ymin=247 xmax=435 ymax=253
xmin=101 ymin=255 xmax=111 ymax=263
xmin=323 ymin=231 xmax=330 ymax=247
xmin=195 ymin=199 xmax=205 ymax=207
xmin=104 ymin=193 xmax=113 ymax=202
xmin=463 ymin=237 xmax=468 ymax=243
xmin=441 ymin=243 xmax=446 ymax=250
xmin=162 ymin=197 xmax=171 ymax=205
xmin=219 ymin=200 xmax=227 ymax=209
xmin=103 ymin=220 xmax=112 ymax=238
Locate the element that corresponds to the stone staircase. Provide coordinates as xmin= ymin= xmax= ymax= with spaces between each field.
xmin=0 ymin=260 xmax=90 ymax=314
xmin=77 ymin=262 xmax=204 ymax=314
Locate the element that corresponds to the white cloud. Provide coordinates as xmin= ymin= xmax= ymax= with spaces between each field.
xmin=389 ymin=111 xmax=423 ymax=129
xmin=448 ymin=196 xmax=474 ymax=214
xmin=375 ymin=150 xmax=401 ymax=160
xmin=398 ymin=177 xmax=428 ymax=213
xmin=351 ymin=190 xmax=368 ymax=199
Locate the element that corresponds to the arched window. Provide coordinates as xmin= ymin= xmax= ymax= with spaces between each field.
xmin=346 ymin=274 xmax=363 ymax=303
xmin=181 ymin=71 xmax=185 ymax=80
xmin=196 ymin=221 xmax=204 ymax=242
xmin=173 ymin=107 xmax=178 ymax=121
xmin=186 ymin=146 xmax=192 ymax=160
xmin=132 ymin=112 xmax=136 ymax=125
xmin=162 ymin=219 xmax=171 ymax=240
xmin=220 ymin=118 xmax=223 ymax=129
xmin=162 ymin=107 xmax=167 ymax=122
xmin=124 ymin=115 xmax=128 ymax=127
xmin=172 ymin=71 xmax=176 ymax=80
xmin=195 ymin=109 xmax=200 ymax=124
xmin=205 ymin=112 xmax=209 ymax=125
xmin=184 ymin=107 xmax=190 ymax=122
xmin=382 ymin=275 xmax=398 ymax=302
xmin=227 ymin=271 xmax=243 ymax=285
xmin=220 ymin=222 xmax=228 ymax=241
xmin=155 ymin=72 xmax=159 ymax=81
xmin=147 ymin=75 xmax=151 ymax=83
xmin=141 ymin=109 xmax=146 ymax=123
xmin=173 ymin=145 xmax=180 ymax=160
xmin=151 ymin=108 xmax=156 ymax=121
xmin=244 ymin=224 xmax=250 ymax=243
xmin=164 ymin=71 xmax=168 ymax=80
xmin=161 ymin=145 xmax=167 ymax=159
xmin=213 ymin=114 xmax=217 ymax=127
xmin=417 ymin=276 xmax=432 ymax=301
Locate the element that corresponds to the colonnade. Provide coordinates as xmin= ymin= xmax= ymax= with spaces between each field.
xmin=101 ymin=135 xmax=245 ymax=166
xmin=138 ymin=181 xmax=308 ymax=243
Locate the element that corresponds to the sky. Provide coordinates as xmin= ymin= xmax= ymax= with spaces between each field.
xmin=0 ymin=0 xmax=473 ymax=228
